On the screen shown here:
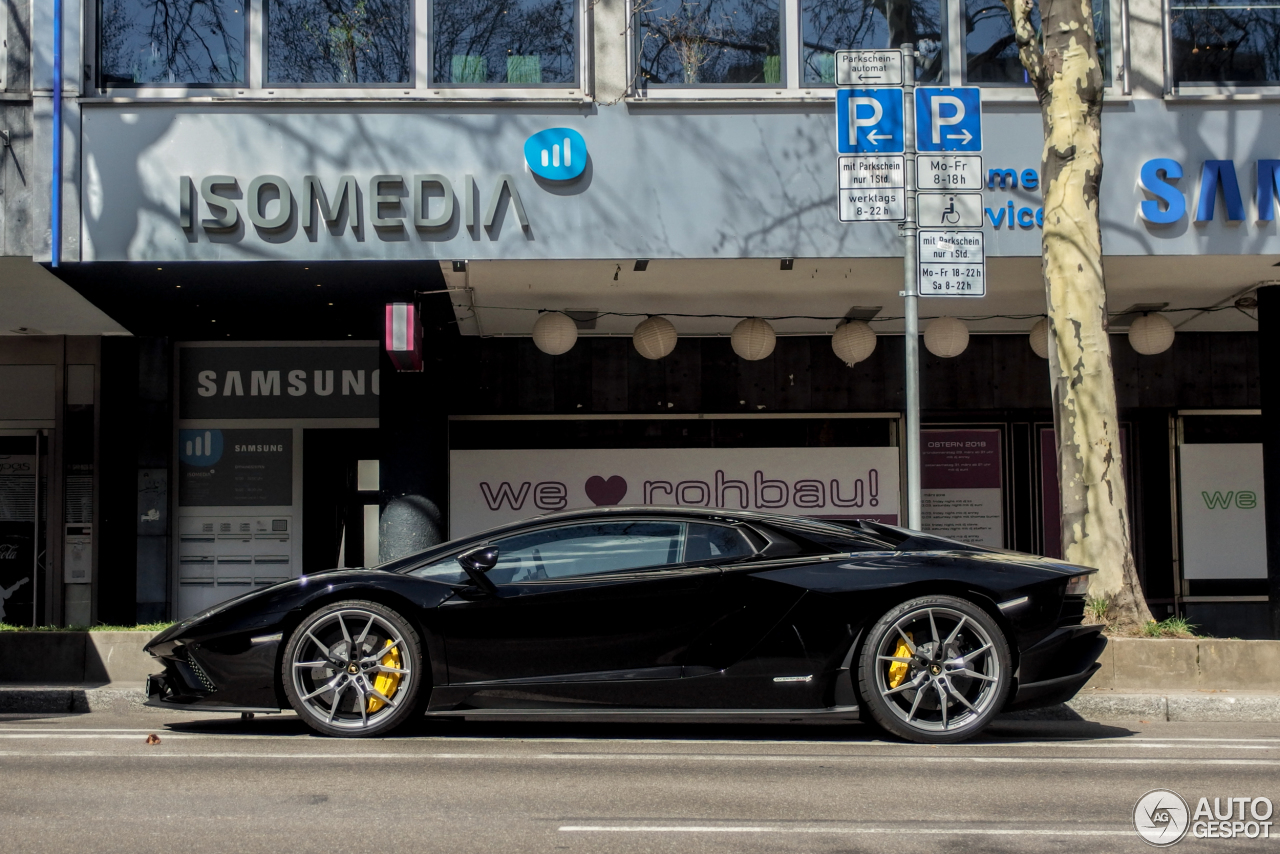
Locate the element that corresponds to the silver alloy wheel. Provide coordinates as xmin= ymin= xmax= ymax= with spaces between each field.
xmin=288 ymin=607 xmax=414 ymax=731
xmin=871 ymin=605 xmax=1002 ymax=733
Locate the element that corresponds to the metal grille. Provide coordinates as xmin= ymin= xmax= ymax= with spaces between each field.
xmin=64 ymin=476 xmax=93 ymax=524
xmin=182 ymin=649 xmax=218 ymax=693
xmin=0 ymin=476 xmax=35 ymax=522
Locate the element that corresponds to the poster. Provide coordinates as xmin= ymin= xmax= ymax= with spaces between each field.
xmin=179 ymin=428 xmax=293 ymax=507
xmin=449 ymin=447 xmax=900 ymax=538
xmin=0 ymin=445 xmax=37 ymax=625
xmin=921 ymin=429 xmax=1004 ymax=548
xmin=1179 ymin=443 xmax=1266 ymax=579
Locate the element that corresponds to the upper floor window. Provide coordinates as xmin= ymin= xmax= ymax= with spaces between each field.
xmin=635 ymin=0 xmax=782 ymax=87
xmin=96 ymin=0 xmax=580 ymax=90
xmin=267 ymin=0 xmax=412 ymax=84
xmin=963 ymin=0 xmax=1110 ymax=86
xmin=1170 ymin=0 xmax=1280 ymax=86
xmin=99 ymin=0 xmax=245 ymax=85
xmin=801 ymin=0 xmax=944 ymax=84
xmin=431 ymin=0 xmax=579 ymax=86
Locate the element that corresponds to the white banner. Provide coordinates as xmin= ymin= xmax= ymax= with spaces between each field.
xmin=449 ymin=447 xmax=901 ymax=538
xmin=1179 ymin=443 xmax=1267 ymax=579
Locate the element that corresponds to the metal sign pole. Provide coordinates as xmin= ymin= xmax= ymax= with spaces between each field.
xmin=900 ymin=43 xmax=922 ymax=531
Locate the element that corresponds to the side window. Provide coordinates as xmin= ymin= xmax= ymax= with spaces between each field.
xmin=489 ymin=521 xmax=685 ymax=583
xmin=685 ymin=523 xmax=756 ymax=562
xmin=405 ymin=556 xmax=470 ymax=585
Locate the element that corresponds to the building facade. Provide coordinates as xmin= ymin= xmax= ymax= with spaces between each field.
xmin=0 ymin=0 xmax=1275 ymax=635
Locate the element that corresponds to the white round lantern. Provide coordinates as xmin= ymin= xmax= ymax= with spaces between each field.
xmin=923 ymin=316 xmax=970 ymax=358
xmin=1128 ymin=312 xmax=1175 ymax=355
xmin=831 ymin=320 xmax=877 ymax=366
xmin=531 ymin=311 xmax=578 ymax=355
xmin=731 ymin=317 xmax=777 ymax=361
xmin=1029 ymin=318 xmax=1050 ymax=359
xmin=633 ymin=315 xmax=678 ymax=360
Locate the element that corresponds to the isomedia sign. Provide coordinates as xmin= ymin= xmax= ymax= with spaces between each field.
xmin=179 ymin=173 xmax=529 ymax=237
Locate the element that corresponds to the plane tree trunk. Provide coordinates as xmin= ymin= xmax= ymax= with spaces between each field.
xmin=999 ymin=0 xmax=1154 ymax=630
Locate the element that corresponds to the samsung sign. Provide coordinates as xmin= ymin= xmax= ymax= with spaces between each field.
xmin=1139 ymin=159 xmax=1280 ymax=224
xmin=177 ymin=129 xmax=587 ymax=238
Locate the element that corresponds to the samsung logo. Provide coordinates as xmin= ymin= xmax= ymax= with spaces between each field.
xmin=196 ymin=369 xmax=379 ymax=398
xmin=234 ymin=444 xmax=285 ymax=453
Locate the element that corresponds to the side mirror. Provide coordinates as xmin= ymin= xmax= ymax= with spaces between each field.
xmin=456 ymin=546 xmax=499 ymax=593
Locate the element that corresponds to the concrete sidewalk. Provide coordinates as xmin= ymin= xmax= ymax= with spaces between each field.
xmin=3 ymin=683 xmax=1279 ymax=722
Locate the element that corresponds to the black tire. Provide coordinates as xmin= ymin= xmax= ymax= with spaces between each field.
xmin=857 ymin=595 xmax=1012 ymax=744
xmin=282 ymin=600 xmax=424 ymax=738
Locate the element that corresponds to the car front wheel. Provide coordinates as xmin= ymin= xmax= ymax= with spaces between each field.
xmin=283 ymin=600 xmax=423 ymax=737
xmin=857 ymin=595 xmax=1012 ymax=744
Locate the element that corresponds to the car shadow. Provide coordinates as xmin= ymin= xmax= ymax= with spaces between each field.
xmin=160 ymin=713 xmax=1138 ymax=744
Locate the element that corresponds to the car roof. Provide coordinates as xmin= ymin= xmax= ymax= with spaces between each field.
xmin=464 ymin=505 xmax=895 ymax=541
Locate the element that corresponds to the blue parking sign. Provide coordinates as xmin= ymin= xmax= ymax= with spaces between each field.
xmin=837 ymin=89 xmax=904 ymax=154
xmin=915 ymin=87 xmax=982 ymax=152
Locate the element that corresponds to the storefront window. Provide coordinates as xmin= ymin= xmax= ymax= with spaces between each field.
xmin=1170 ymin=0 xmax=1280 ymax=86
xmin=801 ymin=0 xmax=944 ymax=85
xmin=636 ymin=0 xmax=782 ymax=86
xmin=99 ymin=0 xmax=246 ymax=85
xmin=430 ymin=0 xmax=578 ymax=85
xmin=267 ymin=0 xmax=412 ymax=84
xmin=963 ymin=0 xmax=1110 ymax=86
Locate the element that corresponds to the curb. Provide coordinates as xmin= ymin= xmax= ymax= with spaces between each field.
xmin=0 ymin=685 xmax=154 ymax=714
xmin=1002 ymin=693 xmax=1280 ymax=723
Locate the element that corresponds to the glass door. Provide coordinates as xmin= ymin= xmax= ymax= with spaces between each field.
xmin=0 ymin=432 xmax=47 ymax=626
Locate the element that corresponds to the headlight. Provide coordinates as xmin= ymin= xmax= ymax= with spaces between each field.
xmin=1065 ymin=574 xmax=1091 ymax=596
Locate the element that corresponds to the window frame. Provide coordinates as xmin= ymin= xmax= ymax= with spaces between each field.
xmin=956 ymin=0 xmax=1126 ymax=100
xmin=427 ymin=0 xmax=583 ymax=89
xmin=1162 ymin=0 xmax=1280 ymax=97
xmin=90 ymin=0 xmax=591 ymax=100
xmin=629 ymin=0 xmax=790 ymax=93
xmin=262 ymin=0 xmax=417 ymax=89
xmin=476 ymin=519 xmax=686 ymax=582
xmin=626 ymin=0 xmax=1130 ymax=102
xmin=94 ymin=0 xmax=252 ymax=89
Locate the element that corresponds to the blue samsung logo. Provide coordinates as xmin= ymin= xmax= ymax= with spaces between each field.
xmin=524 ymin=128 xmax=587 ymax=181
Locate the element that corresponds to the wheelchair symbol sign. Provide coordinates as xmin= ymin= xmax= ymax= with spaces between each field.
xmin=915 ymin=87 xmax=982 ymax=152
xmin=916 ymin=192 xmax=984 ymax=229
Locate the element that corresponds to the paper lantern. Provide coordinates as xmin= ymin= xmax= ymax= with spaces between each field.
xmin=633 ymin=316 xmax=678 ymax=360
xmin=923 ymin=316 xmax=969 ymax=358
xmin=731 ymin=317 xmax=776 ymax=361
xmin=1129 ymin=313 xmax=1175 ymax=355
xmin=531 ymin=311 xmax=578 ymax=355
xmin=832 ymin=320 xmax=877 ymax=366
xmin=1029 ymin=318 xmax=1050 ymax=359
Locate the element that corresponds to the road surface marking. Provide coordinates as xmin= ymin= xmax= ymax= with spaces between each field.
xmin=558 ymin=825 xmax=1132 ymax=836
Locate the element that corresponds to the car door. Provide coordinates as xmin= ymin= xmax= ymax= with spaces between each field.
xmin=436 ymin=518 xmax=740 ymax=687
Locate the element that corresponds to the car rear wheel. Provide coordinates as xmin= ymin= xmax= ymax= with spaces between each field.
xmin=857 ymin=595 xmax=1012 ymax=744
xmin=283 ymin=600 xmax=423 ymax=737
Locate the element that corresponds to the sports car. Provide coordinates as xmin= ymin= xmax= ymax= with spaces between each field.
xmin=144 ymin=506 xmax=1106 ymax=743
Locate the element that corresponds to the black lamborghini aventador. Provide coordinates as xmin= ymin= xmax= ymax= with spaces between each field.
xmin=144 ymin=507 xmax=1106 ymax=743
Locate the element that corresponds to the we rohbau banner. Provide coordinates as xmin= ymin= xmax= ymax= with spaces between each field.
xmin=1179 ymin=443 xmax=1267 ymax=579
xmin=449 ymin=447 xmax=900 ymax=538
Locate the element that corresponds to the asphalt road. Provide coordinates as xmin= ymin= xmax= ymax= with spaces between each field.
xmin=1 ymin=711 xmax=1277 ymax=853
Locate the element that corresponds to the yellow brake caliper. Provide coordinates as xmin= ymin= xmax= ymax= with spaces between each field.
xmin=367 ymin=639 xmax=402 ymax=713
xmin=887 ymin=632 xmax=913 ymax=689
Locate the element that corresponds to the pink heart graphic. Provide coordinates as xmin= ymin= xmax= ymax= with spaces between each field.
xmin=585 ymin=475 xmax=628 ymax=506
